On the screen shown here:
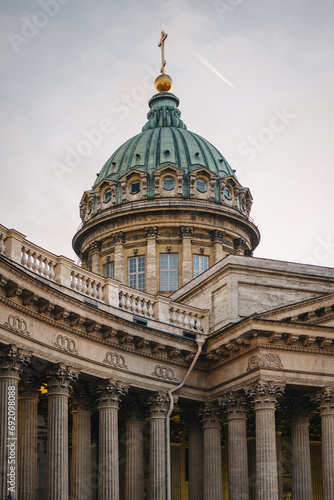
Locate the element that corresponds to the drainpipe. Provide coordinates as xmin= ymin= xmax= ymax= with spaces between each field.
xmin=166 ymin=336 xmax=205 ymax=500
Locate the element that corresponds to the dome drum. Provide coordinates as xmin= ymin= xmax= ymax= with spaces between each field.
xmin=74 ymin=90 xmax=259 ymax=294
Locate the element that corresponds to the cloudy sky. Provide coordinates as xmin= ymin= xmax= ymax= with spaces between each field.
xmin=1 ymin=0 xmax=334 ymax=268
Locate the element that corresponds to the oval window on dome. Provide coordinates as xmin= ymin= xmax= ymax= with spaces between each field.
xmin=129 ymin=181 xmax=141 ymax=194
xmin=162 ymin=177 xmax=175 ymax=191
xmin=196 ymin=179 xmax=207 ymax=193
xmin=223 ymin=187 xmax=232 ymax=200
xmin=103 ymin=189 xmax=112 ymax=203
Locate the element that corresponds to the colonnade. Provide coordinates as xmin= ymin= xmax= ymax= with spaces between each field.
xmin=1 ymin=345 xmax=334 ymax=499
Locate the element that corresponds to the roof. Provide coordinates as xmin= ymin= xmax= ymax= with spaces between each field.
xmin=94 ymin=92 xmax=235 ymax=187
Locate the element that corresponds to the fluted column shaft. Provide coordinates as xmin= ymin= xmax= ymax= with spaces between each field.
xmin=46 ymin=364 xmax=77 ymax=500
xmin=71 ymin=405 xmax=92 ymax=500
xmin=316 ymin=388 xmax=334 ymax=500
xmin=99 ymin=406 xmax=119 ymax=499
xmin=291 ymin=415 xmax=312 ymax=500
xmin=148 ymin=392 xmax=169 ymax=500
xmin=248 ymin=381 xmax=285 ymax=500
xmin=125 ymin=413 xmax=144 ymax=500
xmin=188 ymin=420 xmax=203 ymax=500
xmin=0 ymin=346 xmax=29 ymax=500
xmin=228 ymin=417 xmax=248 ymax=499
xmin=96 ymin=379 xmax=128 ymax=500
xmin=201 ymin=403 xmax=223 ymax=500
xmin=219 ymin=391 xmax=249 ymax=500
xmin=18 ymin=383 xmax=39 ymax=500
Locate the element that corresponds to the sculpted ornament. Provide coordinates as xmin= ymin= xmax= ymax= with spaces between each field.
xmin=247 ymin=353 xmax=283 ymax=371
xmin=103 ymin=351 xmax=128 ymax=369
xmin=152 ymin=364 xmax=177 ymax=381
xmin=5 ymin=314 xmax=30 ymax=336
xmin=54 ymin=334 xmax=78 ymax=354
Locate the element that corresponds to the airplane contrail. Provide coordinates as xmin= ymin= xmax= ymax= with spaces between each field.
xmin=189 ymin=48 xmax=234 ymax=88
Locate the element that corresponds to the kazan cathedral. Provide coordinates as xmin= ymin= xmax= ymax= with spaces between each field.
xmin=1 ymin=34 xmax=334 ymax=500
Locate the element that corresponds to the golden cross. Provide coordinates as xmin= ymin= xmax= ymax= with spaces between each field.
xmin=158 ymin=31 xmax=168 ymax=74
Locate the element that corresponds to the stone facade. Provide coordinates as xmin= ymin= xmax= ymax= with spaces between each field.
xmin=0 ymin=222 xmax=333 ymax=498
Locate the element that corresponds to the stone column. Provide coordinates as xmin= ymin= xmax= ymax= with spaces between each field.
xmin=124 ymin=402 xmax=144 ymax=500
xmin=0 ymin=345 xmax=30 ymax=500
xmin=248 ymin=381 xmax=285 ymax=500
xmin=145 ymin=227 xmax=158 ymax=295
xmin=113 ymin=232 xmax=125 ymax=283
xmin=276 ymin=431 xmax=283 ymax=500
xmin=200 ymin=402 xmax=223 ymax=500
xmin=90 ymin=242 xmax=101 ymax=274
xmin=211 ymin=230 xmax=225 ymax=263
xmin=219 ymin=391 xmax=249 ymax=500
xmin=181 ymin=226 xmax=193 ymax=285
xmin=291 ymin=402 xmax=312 ymax=500
xmin=70 ymin=386 xmax=92 ymax=500
xmin=18 ymin=376 xmax=39 ymax=500
xmin=188 ymin=417 xmax=203 ymax=500
xmin=148 ymin=391 xmax=170 ymax=500
xmin=46 ymin=363 xmax=78 ymax=500
xmin=315 ymin=387 xmax=334 ymax=500
xmin=96 ymin=379 xmax=129 ymax=500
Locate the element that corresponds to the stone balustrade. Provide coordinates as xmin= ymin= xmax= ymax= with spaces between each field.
xmin=0 ymin=224 xmax=208 ymax=334
xmin=119 ymin=290 xmax=155 ymax=318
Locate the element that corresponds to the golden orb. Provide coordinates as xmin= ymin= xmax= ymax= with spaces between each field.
xmin=154 ymin=74 xmax=173 ymax=93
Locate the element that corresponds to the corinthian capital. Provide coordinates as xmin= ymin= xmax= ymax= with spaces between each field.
xmin=314 ymin=387 xmax=334 ymax=416
xmin=95 ymin=378 xmax=129 ymax=409
xmin=0 ymin=344 xmax=31 ymax=379
xmin=199 ymin=402 xmax=221 ymax=428
xmin=147 ymin=391 xmax=170 ymax=418
xmin=145 ymin=226 xmax=158 ymax=239
xmin=45 ymin=363 xmax=79 ymax=396
xmin=218 ymin=390 xmax=247 ymax=420
xmin=247 ymin=380 xmax=285 ymax=409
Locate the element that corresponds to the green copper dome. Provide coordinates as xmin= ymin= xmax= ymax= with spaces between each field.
xmin=94 ymin=92 xmax=235 ymax=191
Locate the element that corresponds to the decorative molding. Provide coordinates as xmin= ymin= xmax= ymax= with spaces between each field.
xmin=4 ymin=314 xmax=30 ymax=336
xmin=54 ymin=334 xmax=78 ymax=354
xmin=103 ymin=351 xmax=128 ymax=369
xmin=180 ymin=226 xmax=193 ymax=238
xmin=112 ymin=232 xmax=125 ymax=245
xmin=145 ymin=226 xmax=158 ymax=239
xmin=247 ymin=353 xmax=283 ymax=371
xmin=152 ymin=364 xmax=177 ymax=381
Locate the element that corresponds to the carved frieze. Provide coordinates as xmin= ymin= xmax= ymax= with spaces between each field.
xmin=247 ymin=353 xmax=283 ymax=371
xmin=103 ymin=351 xmax=128 ymax=370
xmin=4 ymin=314 xmax=30 ymax=336
xmin=152 ymin=364 xmax=177 ymax=381
xmin=54 ymin=334 xmax=78 ymax=354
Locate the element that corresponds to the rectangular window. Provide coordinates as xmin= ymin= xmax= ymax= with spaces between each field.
xmin=128 ymin=256 xmax=145 ymax=291
xmin=193 ymin=255 xmax=209 ymax=278
xmin=103 ymin=261 xmax=114 ymax=278
xmin=160 ymin=253 xmax=178 ymax=291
